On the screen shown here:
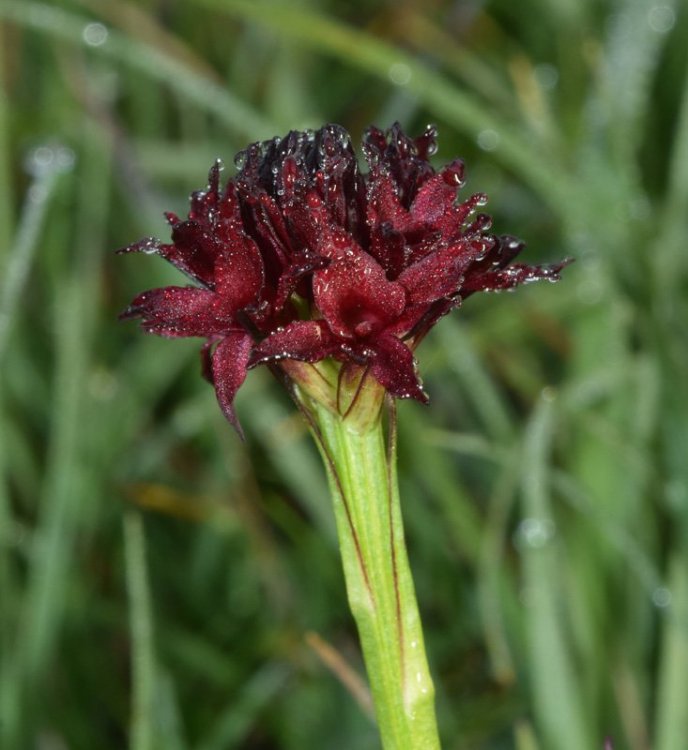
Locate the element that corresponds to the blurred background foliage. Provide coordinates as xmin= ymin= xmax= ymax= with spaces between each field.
xmin=0 ymin=0 xmax=687 ymax=748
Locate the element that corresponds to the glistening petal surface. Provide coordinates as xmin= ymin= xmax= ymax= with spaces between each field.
xmin=211 ymin=332 xmax=253 ymax=435
xmin=120 ymin=122 xmax=569 ymax=426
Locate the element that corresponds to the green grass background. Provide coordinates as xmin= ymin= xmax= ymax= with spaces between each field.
xmin=1 ymin=0 xmax=687 ymax=747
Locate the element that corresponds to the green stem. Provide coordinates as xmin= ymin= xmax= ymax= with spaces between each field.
xmin=309 ymin=398 xmax=441 ymax=750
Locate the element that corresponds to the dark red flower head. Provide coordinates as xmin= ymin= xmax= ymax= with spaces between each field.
xmin=120 ymin=123 xmax=569 ymax=431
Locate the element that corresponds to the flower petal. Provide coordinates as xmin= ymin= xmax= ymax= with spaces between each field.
xmin=166 ymin=221 xmax=222 ymax=286
xmin=314 ymin=254 xmax=406 ymax=339
xmin=214 ymin=230 xmax=264 ymax=312
xmin=211 ymin=332 xmax=253 ymax=435
xmin=465 ymin=234 xmax=526 ymax=274
xmin=366 ymin=169 xmax=410 ymax=232
xmin=408 ymin=159 xmax=465 ymax=227
xmin=117 ymin=237 xmax=162 ymax=256
xmin=398 ymin=237 xmax=493 ymax=304
xmin=188 ymin=159 xmax=223 ymax=222
xmin=120 ymin=286 xmax=237 ymax=337
xmin=461 ymin=258 xmax=572 ymax=295
xmin=117 ymin=235 xmax=216 ymax=289
xmin=250 ymin=320 xmax=337 ymax=366
xmin=363 ymin=123 xmax=435 ymax=207
xmin=366 ymin=334 xmax=427 ymax=402
xmin=410 ymin=186 xmax=490 ymax=241
xmin=240 ymin=192 xmax=291 ymax=278
xmin=312 ymin=124 xmax=364 ymax=232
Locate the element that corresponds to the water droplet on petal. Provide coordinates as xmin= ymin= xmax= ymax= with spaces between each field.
xmin=473 ymin=192 xmax=488 ymax=207
xmin=442 ymin=159 xmax=465 ymax=187
xmin=424 ymin=132 xmax=438 ymax=157
xmin=471 ymin=213 xmax=493 ymax=232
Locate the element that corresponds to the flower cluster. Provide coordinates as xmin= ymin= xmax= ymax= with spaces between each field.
xmin=121 ymin=123 xmax=568 ymax=431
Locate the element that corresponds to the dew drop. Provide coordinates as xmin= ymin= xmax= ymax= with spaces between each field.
xmin=515 ymin=517 xmax=556 ymax=549
xmin=441 ymin=159 xmax=465 ymax=187
xmin=471 ymin=213 xmax=493 ymax=232
xmin=388 ymin=62 xmax=412 ymax=86
xmin=540 ymin=386 xmax=556 ymax=403
xmin=477 ymin=129 xmax=500 ymax=151
xmin=27 ymin=145 xmax=55 ymax=173
xmin=140 ymin=238 xmax=160 ymax=254
xmin=55 ymin=146 xmax=76 ymax=170
xmin=82 ymin=22 xmax=109 ymax=47
xmin=472 ymin=192 xmax=488 ymax=208
xmin=647 ymin=5 xmax=675 ymax=33
xmin=651 ymin=587 xmax=672 ymax=608
xmin=534 ymin=63 xmax=559 ymax=91
xmin=24 ymin=144 xmax=76 ymax=178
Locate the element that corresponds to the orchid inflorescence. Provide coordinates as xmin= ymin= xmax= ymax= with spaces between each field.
xmin=121 ymin=122 xmax=568 ymax=432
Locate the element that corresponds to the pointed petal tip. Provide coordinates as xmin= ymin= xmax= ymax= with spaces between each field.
xmin=367 ymin=334 xmax=428 ymax=404
xmin=248 ymin=320 xmax=336 ymax=368
xmin=115 ymin=237 xmax=161 ymax=255
xmin=212 ymin=333 xmax=252 ymax=438
xmin=118 ymin=299 xmax=147 ymax=321
xmin=118 ymin=307 xmax=137 ymax=321
xmin=557 ymin=256 xmax=576 ymax=271
xmin=394 ymin=381 xmax=429 ymax=404
xmin=222 ymin=406 xmax=246 ymax=440
xmin=535 ymin=255 xmax=575 ymax=282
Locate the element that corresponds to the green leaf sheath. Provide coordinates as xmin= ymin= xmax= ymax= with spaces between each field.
xmin=310 ymin=401 xmax=441 ymax=750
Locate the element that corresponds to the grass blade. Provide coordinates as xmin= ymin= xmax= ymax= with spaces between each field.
xmin=124 ymin=512 xmax=157 ymax=750
xmin=654 ymin=551 xmax=688 ymax=750
xmin=520 ymin=394 xmax=591 ymax=750
xmin=0 ymin=0 xmax=278 ymax=138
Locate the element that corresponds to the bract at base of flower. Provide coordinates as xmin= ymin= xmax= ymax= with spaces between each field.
xmin=281 ymin=359 xmax=339 ymax=413
xmin=335 ymin=365 xmax=386 ymax=434
xmin=285 ymin=358 xmax=386 ymax=435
